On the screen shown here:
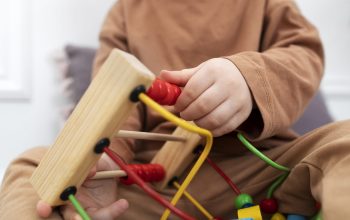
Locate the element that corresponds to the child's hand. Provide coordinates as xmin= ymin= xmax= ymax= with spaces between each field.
xmin=159 ymin=58 xmax=253 ymax=137
xmin=36 ymin=154 xmax=128 ymax=220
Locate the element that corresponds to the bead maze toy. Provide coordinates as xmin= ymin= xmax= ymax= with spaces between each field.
xmin=30 ymin=49 xmax=322 ymax=220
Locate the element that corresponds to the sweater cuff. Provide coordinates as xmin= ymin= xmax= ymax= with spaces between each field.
xmin=226 ymin=54 xmax=273 ymax=141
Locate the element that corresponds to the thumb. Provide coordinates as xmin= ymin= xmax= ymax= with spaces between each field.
xmin=159 ymin=65 xmax=201 ymax=86
xmin=36 ymin=200 xmax=53 ymax=218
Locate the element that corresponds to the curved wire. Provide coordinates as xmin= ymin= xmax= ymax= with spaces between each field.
xmin=266 ymin=173 xmax=289 ymax=198
xmin=173 ymin=181 xmax=214 ymax=220
xmin=138 ymin=93 xmax=213 ymax=220
xmin=237 ymin=133 xmax=290 ymax=172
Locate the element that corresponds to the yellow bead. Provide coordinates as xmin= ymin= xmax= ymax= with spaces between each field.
xmin=271 ymin=212 xmax=286 ymax=220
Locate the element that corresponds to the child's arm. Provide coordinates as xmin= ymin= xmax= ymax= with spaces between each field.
xmin=92 ymin=0 xmax=129 ymax=79
xmin=227 ymin=0 xmax=324 ymax=140
xmin=161 ymin=0 xmax=324 ymax=140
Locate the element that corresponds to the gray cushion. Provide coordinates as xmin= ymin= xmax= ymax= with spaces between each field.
xmin=65 ymin=45 xmax=95 ymax=104
xmin=63 ymin=45 xmax=333 ymax=135
xmin=292 ymin=92 xmax=333 ymax=135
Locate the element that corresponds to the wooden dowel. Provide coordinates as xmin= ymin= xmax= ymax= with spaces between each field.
xmin=115 ymin=130 xmax=186 ymax=142
xmin=92 ymin=170 xmax=127 ymax=180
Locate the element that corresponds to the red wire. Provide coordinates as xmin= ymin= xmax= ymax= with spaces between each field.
xmin=103 ymin=147 xmax=195 ymax=220
xmin=206 ymin=157 xmax=241 ymax=195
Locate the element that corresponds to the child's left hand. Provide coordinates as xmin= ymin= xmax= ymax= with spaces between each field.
xmin=36 ymin=154 xmax=128 ymax=220
xmin=159 ymin=58 xmax=253 ymax=137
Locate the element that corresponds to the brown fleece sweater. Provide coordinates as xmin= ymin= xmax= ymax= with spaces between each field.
xmin=92 ymin=0 xmax=324 ymax=164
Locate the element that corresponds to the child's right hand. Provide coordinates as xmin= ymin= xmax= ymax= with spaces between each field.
xmin=36 ymin=154 xmax=129 ymax=220
xmin=159 ymin=58 xmax=253 ymax=137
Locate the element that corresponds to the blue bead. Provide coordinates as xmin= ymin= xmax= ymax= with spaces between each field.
xmin=242 ymin=203 xmax=254 ymax=208
xmin=287 ymin=214 xmax=307 ymax=220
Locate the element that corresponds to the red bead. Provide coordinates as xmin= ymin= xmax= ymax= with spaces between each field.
xmin=120 ymin=163 xmax=165 ymax=185
xmin=213 ymin=217 xmax=223 ymax=220
xmin=315 ymin=202 xmax=321 ymax=210
xmin=260 ymin=198 xmax=278 ymax=214
xmin=146 ymin=78 xmax=181 ymax=105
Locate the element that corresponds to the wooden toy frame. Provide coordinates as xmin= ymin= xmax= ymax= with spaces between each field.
xmin=30 ymin=49 xmax=200 ymax=208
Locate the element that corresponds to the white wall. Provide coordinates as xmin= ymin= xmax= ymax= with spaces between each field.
xmin=295 ymin=0 xmax=350 ymax=120
xmin=0 ymin=0 xmax=350 ymax=180
xmin=0 ymin=0 xmax=116 ymax=178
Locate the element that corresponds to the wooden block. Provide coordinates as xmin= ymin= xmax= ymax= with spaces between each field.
xmin=151 ymin=126 xmax=201 ymax=189
xmin=30 ymin=49 xmax=155 ymax=206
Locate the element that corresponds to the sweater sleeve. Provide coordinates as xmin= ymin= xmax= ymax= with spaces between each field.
xmin=228 ymin=0 xmax=324 ymax=140
xmin=92 ymin=0 xmax=142 ymax=163
xmin=92 ymin=0 xmax=129 ymax=78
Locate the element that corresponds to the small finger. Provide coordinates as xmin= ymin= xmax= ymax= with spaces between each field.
xmin=86 ymin=166 xmax=97 ymax=180
xmin=210 ymin=111 xmax=244 ymax=137
xmin=61 ymin=204 xmax=82 ymax=220
xmin=180 ymin=85 xmax=227 ymax=121
xmin=159 ymin=66 xmax=201 ymax=86
xmin=194 ymin=100 xmax=238 ymax=131
xmin=90 ymin=199 xmax=129 ymax=220
xmin=175 ymin=69 xmax=214 ymax=112
xmin=36 ymin=200 xmax=52 ymax=218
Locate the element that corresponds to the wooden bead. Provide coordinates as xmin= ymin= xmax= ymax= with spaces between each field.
xmin=242 ymin=203 xmax=254 ymax=208
xmin=271 ymin=212 xmax=286 ymax=220
xmin=287 ymin=214 xmax=306 ymax=220
xmin=260 ymin=198 xmax=278 ymax=214
xmin=237 ymin=205 xmax=262 ymax=220
xmin=146 ymin=78 xmax=181 ymax=105
xmin=235 ymin=193 xmax=253 ymax=209
xmin=119 ymin=164 xmax=165 ymax=185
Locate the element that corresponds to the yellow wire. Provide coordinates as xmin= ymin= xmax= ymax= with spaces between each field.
xmin=138 ymin=93 xmax=213 ymax=220
xmin=173 ymin=181 xmax=214 ymax=220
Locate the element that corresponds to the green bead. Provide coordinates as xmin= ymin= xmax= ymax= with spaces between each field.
xmin=235 ymin=193 xmax=253 ymax=209
xmin=310 ymin=211 xmax=322 ymax=220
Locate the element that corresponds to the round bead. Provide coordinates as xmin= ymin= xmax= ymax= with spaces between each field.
xmin=242 ymin=203 xmax=254 ymax=208
xmin=287 ymin=214 xmax=307 ymax=220
xmin=260 ymin=198 xmax=278 ymax=214
xmin=271 ymin=212 xmax=286 ymax=220
xmin=234 ymin=193 xmax=253 ymax=209
xmin=315 ymin=202 xmax=321 ymax=210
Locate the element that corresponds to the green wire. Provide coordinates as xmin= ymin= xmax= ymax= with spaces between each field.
xmin=236 ymin=133 xmax=322 ymax=216
xmin=311 ymin=210 xmax=322 ymax=220
xmin=266 ymin=172 xmax=289 ymax=198
xmin=68 ymin=194 xmax=91 ymax=220
xmin=237 ymin=133 xmax=290 ymax=172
